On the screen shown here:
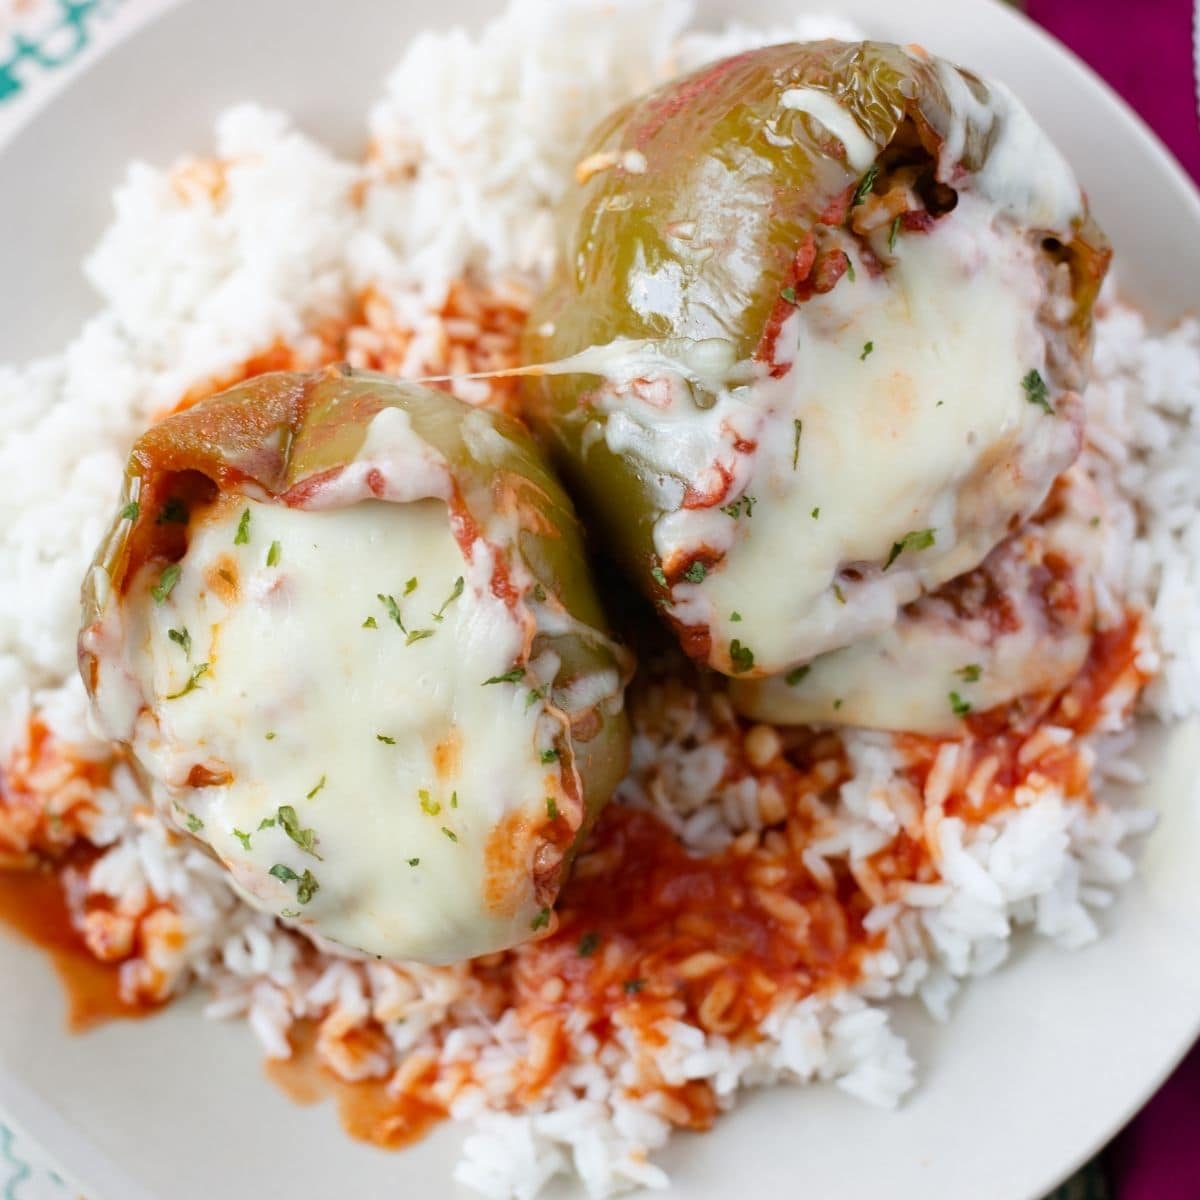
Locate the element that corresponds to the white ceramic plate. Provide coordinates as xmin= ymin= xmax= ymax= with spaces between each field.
xmin=2 ymin=1 xmax=1200 ymax=1197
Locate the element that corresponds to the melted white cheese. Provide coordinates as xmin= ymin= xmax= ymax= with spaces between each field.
xmin=730 ymin=576 xmax=1088 ymax=735
xmin=731 ymin=473 xmax=1106 ymax=733
xmin=780 ymin=87 xmax=877 ymax=172
xmin=300 ymin=405 xmax=452 ymax=509
xmin=542 ymin=337 xmax=743 ymax=395
xmin=94 ymin=496 xmax=562 ymax=964
xmin=593 ymin=192 xmax=1079 ymax=676
xmin=930 ymin=58 xmax=1083 ymax=236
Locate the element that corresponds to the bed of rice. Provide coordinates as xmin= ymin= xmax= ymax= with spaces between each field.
xmin=0 ymin=2 xmax=1198 ymax=1197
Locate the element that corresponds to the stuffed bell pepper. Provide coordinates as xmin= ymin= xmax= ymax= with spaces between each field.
xmin=523 ymin=40 xmax=1110 ymax=681
xmin=79 ymin=368 xmax=632 ymax=964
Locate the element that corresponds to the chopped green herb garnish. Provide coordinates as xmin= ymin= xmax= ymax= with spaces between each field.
xmin=949 ymin=691 xmax=972 ymax=716
xmin=730 ymin=611 xmax=742 ymax=622
xmin=811 ymin=507 xmax=820 ymax=519
xmin=280 ymin=908 xmax=301 ymax=919
xmin=306 ymin=775 xmax=326 ymax=800
xmin=234 ymin=508 xmax=251 ymax=545
xmin=785 ymin=665 xmax=811 ymax=687
xmin=483 ymin=667 xmax=525 ymax=686
xmin=406 ymin=628 xmax=435 ymax=646
xmin=404 ymin=577 xmax=419 ymax=595
xmin=450 ymin=791 xmax=458 ymax=808
xmin=157 ymin=498 xmax=188 ymax=526
xmin=376 ymin=733 xmax=396 ymax=745
xmin=165 ymin=662 xmax=208 ymax=700
xmin=407 ymin=858 xmax=420 ymax=867
xmin=860 ymin=340 xmax=874 ymax=361
xmin=532 ymin=583 xmax=547 ymax=602
xmin=546 ymin=797 xmax=559 ymax=820
xmin=851 ymin=162 xmax=879 ymax=207
xmin=833 ymin=698 xmax=844 ymax=711
xmin=884 ymin=528 xmax=936 ymax=571
xmin=541 ymin=748 xmax=560 ymax=764
xmin=721 ymin=495 xmax=757 ymax=519
xmin=265 ymin=732 xmax=277 ymax=741
xmin=258 ymin=817 xmax=277 ymax=831
xmin=578 ymin=931 xmax=600 ymax=958
xmin=650 ymin=565 xmax=668 ymax=588
xmin=167 ymin=627 xmax=191 ymax=656
xmin=684 ymin=561 xmax=707 ymax=584
xmin=294 ymin=871 xmax=319 ymax=904
xmin=833 ymin=584 xmax=847 ymax=605
xmin=151 ymin=564 xmax=181 ymax=604
xmin=781 ymin=286 xmax=798 ymax=306
xmin=362 ymin=616 xmax=378 ymax=629
xmin=526 ymin=686 xmax=546 ymax=710
xmin=419 ymin=790 xmax=441 ymax=816
xmin=623 ymin=978 xmax=646 ymax=995
xmin=530 ymin=907 xmax=551 ymax=931
xmin=792 ymin=418 xmax=803 ymax=469
xmin=1022 ymin=368 xmax=1053 ymax=413
xmin=266 ymin=540 xmax=282 ymax=567
xmin=729 ymin=639 xmax=754 ymax=674
xmin=956 ymin=664 xmax=982 ymax=683
xmin=184 ymin=812 xmax=203 ymax=833
xmin=232 ymin=828 xmax=252 ymax=851
xmin=267 ymin=870 xmax=308 ymax=903
xmin=1089 ymin=516 xmax=1101 ymax=528
xmin=277 ymin=805 xmax=321 ymax=859
xmin=441 ymin=826 xmax=458 ymax=842
xmin=119 ymin=501 xmax=140 ymax=522
xmin=378 ymin=593 xmax=406 ymax=632
xmin=845 ymin=259 xmax=856 ymax=283
xmin=888 ymin=215 xmax=901 ymax=253
xmin=433 ymin=576 xmax=464 ymax=621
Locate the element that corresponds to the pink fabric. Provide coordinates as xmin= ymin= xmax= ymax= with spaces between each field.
xmin=1105 ymin=1043 xmax=1200 ymax=1197
xmin=1027 ymin=0 xmax=1200 ymax=181
xmin=1024 ymin=3 xmax=1200 ymax=1195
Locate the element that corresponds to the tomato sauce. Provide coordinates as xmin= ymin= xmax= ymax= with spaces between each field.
xmin=0 ymin=864 xmax=153 ymax=1031
xmin=511 ymin=802 xmax=878 ymax=1048
xmin=900 ymin=613 xmax=1147 ymax=824
xmin=1053 ymin=617 xmax=1146 ymax=734
xmin=266 ymin=1020 xmax=445 ymax=1149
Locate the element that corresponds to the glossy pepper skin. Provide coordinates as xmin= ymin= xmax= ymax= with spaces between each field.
xmin=522 ymin=40 xmax=1110 ymax=666
xmin=80 ymin=368 xmax=632 ymax=853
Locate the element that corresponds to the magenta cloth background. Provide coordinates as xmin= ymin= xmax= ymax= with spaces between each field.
xmin=1027 ymin=1 xmax=1200 ymax=1196
xmin=1106 ymin=1044 xmax=1200 ymax=1197
xmin=1028 ymin=0 xmax=1200 ymax=180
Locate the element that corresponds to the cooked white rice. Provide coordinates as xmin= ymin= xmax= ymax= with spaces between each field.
xmin=0 ymin=2 xmax=1197 ymax=1197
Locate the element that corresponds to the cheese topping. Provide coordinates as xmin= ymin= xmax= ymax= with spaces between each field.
xmin=930 ymin=58 xmax=1084 ymax=236
xmin=695 ymin=193 xmax=1075 ymax=673
xmin=98 ymin=495 xmax=565 ymax=963
xmin=780 ymin=87 xmax=877 ymax=172
xmin=731 ymin=472 xmax=1107 ymax=734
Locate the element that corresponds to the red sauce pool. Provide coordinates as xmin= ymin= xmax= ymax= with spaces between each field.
xmin=0 ymin=864 xmax=153 ymax=1031
xmin=266 ymin=1021 xmax=445 ymax=1149
xmin=515 ymin=804 xmax=878 ymax=1041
